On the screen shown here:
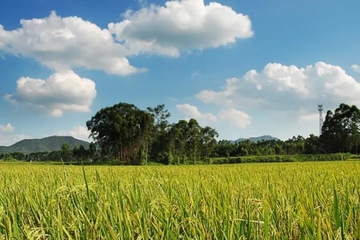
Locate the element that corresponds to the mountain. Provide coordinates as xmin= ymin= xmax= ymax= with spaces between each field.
xmin=0 ymin=136 xmax=90 ymax=154
xmin=234 ymin=135 xmax=279 ymax=143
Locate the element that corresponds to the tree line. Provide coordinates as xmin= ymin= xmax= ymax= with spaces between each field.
xmin=0 ymin=142 xmax=97 ymax=162
xmin=214 ymin=103 xmax=360 ymax=157
xmin=1 ymin=102 xmax=359 ymax=164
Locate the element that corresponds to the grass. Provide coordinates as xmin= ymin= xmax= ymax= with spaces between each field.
xmin=0 ymin=161 xmax=359 ymax=239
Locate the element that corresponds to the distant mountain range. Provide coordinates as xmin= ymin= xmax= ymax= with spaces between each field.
xmin=234 ymin=135 xmax=279 ymax=143
xmin=0 ymin=136 xmax=90 ymax=154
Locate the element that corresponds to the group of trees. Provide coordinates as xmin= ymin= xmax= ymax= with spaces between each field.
xmin=213 ymin=104 xmax=360 ymax=157
xmin=85 ymin=102 xmax=360 ymax=164
xmin=321 ymin=103 xmax=360 ymax=154
xmin=1 ymin=102 xmax=359 ymax=164
xmin=86 ymin=103 xmax=219 ymax=165
xmin=212 ymin=135 xmax=318 ymax=158
xmin=87 ymin=102 xmax=360 ymax=163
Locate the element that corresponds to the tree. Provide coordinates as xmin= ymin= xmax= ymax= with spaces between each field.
xmin=147 ymin=104 xmax=171 ymax=133
xmin=86 ymin=102 xmax=154 ymax=164
xmin=186 ymin=119 xmax=202 ymax=164
xmin=201 ymin=126 xmax=218 ymax=162
xmin=147 ymin=104 xmax=171 ymax=163
xmin=167 ymin=120 xmax=188 ymax=164
xmin=72 ymin=145 xmax=80 ymax=161
xmin=61 ymin=143 xmax=72 ymax=161
xmin=166 ymin=119 xmax=217 ymax=164
xmin=321 ymin=103 xmax=360 ymax=153
xmin=73 ymin=145 xmax=89 ymax=162
xmin=88 ymin=142 xmax=97 ymax=162
xmin=304 ymin=134 xmax=321 ymax=154
xmin=213 ymin=140 xmax=233 ymax=158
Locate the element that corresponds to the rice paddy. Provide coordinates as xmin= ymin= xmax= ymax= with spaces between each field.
xmin=0 ymin=161 xmax=359 ymax=239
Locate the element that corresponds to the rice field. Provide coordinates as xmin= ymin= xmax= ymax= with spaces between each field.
xmin=0 ymin=161 xmax=359 ymax=239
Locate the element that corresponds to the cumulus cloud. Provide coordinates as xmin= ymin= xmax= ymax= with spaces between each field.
xmin=352 ymin=64 xmax=360 ymax=73
xmin=0 ymin=11 xmax=140 ymax=75
xmin=57 ymin=125 xmax=90 ymax=142
xmin=196 ymin=62 xmax=360 ymax=116
xmin=109 ymin=0 xmax=253 ymax=56
xmin=176 ymin=104 xmax=251 ymax=128
xmin=196 ymin=77 xmax=239 ymax=106
xmin=0 ymin=4 xmax=252 ymax=75
xmin=176 ymin=104 xmax=217 ymax=122
xmin=0 ymin=123 xmax=14 ymax=132
xmin=217 ymin=109 xmax=252 ymax=128
xmin=0 ymin=134 xmax=29 ymax=146
xmin=4 ymin=70 xmax=96 ymax=117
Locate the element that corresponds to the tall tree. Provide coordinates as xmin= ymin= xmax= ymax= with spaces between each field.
xmin=304 ymin=134 xmax=321 ymax=154
xmin=168 ymin=120 xmax=188 ymax=164
xmin=147 ymin=104 xmax=171 ymax=133
xmin=321 ymin=103 xmax=360 ymax=153
xmin=186 ymin=119 xmax=202 ymax=164
xmin=86 ymin=102 xmax=154 ymax=164
xmin=166 ymin=119 xmax=217 ymax=164
xmin=201 ymin=126 xmax=218 ymax=162
xmin=61 ymin=143 xmax=72 ymax=161
xmin=88 ymin=142 xmax=97 ymax=162
xmin=147 ymin=104 xmax=171 ymax=163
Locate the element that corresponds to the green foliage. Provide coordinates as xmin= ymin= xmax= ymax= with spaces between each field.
xmin=211 ymin=153 xmax=353 ymax=164
xmin=166 ymin=119 xmax=218 ymax=165
xmin=86 ymin=103 xmax=218 ymax=165
xmin=321 ymin=103 xmax=360 ymax=153
xmin=87 ymin=102 xmax=154 ymax=164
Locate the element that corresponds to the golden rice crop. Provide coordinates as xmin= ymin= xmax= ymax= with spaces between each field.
xmin=0 ymin=161 xmax=359 ymax=239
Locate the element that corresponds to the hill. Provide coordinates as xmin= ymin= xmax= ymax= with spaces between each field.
xmin=234 ymin=135 xmax=279 ymax=143
xmin=0 ymin=136 xmax=90 ymax=154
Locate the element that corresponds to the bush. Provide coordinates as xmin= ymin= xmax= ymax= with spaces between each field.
xmin=209 ymin=153 xmax=353 ymax=165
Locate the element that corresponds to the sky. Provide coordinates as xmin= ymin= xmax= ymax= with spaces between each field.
xmin=1 ymin=0 xmax=360 ymax=146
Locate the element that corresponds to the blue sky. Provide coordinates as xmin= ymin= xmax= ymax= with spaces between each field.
xmin=1 ymin=0 xmax=360 ymax=146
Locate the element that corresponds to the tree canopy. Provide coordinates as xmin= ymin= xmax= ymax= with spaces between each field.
xmin=86 ymin=102 xmax=153 ymax=164
xmin=321 ymin=103 xmax=360 ymax=153
xmin=85 ymin=102 xmax=220 ymax=164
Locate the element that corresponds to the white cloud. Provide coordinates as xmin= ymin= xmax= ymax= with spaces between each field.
xmin=5 ymin=70 xmax=96 ymax=117
xmin=176 ymin=104 xmax=217 ymax=122
xmin=0 ymin=4 xmax=251 ymax=76
xmin=196 ymin=62 xmax=360 ymax=116
xmin=0 ymin=123 xmax=14 ymax=133
xmin=57 ymin=125 xmax=90 ymax=142
xmin=217 ymin=109 xmax=252 ymax=128
xmin=351 ymin=64 xmax=360 ymax=73
xmin=196 ymin=77 xmax=238 ymax=106
xmin=0 ymin=11 xmax=140 ymax=75
xmin=0 ymin=134 xmax=29 ymax=146
xmin=109 ymin=0 xmax=253 ymax=57
xmin=176 ymin=104 xmax=251 ymax=128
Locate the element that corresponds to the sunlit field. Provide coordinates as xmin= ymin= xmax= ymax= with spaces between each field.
xmin=0 ymin=161 xmax=359 ymax=239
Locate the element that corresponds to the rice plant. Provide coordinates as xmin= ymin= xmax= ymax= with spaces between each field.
xmin=0 ymin=161 xmax=359 ymax=239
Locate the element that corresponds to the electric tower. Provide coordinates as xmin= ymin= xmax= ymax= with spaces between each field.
xmin=317 ymin=104 xmax=323 ymax=136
